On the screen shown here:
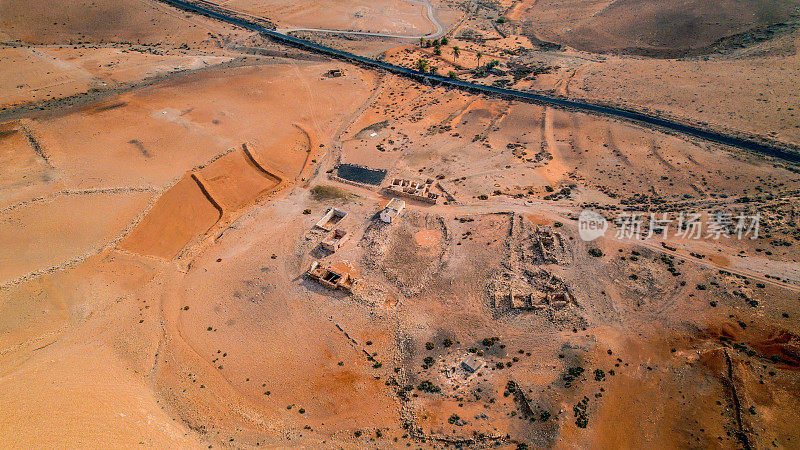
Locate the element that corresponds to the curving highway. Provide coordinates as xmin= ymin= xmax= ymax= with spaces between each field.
xmin=161 ymin=0 xmax=800 ymax=164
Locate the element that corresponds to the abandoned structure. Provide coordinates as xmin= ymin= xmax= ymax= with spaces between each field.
xmin=528 ymin=226 xmax=567 ymax=264
xmin=321 ymin=229 xmax=348 ymax=252
xmin=444 ymin=354 xmax=485 ymax=381
xmin=315 ymin=208 xmax=347 ymax=231
xmin=489 ymin=214 xmax=576 ymax=312
xmin=324 ymin=68 xmax=344 ymax=78
xmin=386 ymin=177 xmax=439 ymax=204
xmin=380 ymin=198 xmax=405 ymax=223
xmin=491 ymin=272 xmax=576 ymax=310
xmin=307 ymin=261 xmax=356 ymax=291
xmin=460 ymin=356 xmax=483 ymax=374
xmin=490 ymin=269 xmax=576 ymax=311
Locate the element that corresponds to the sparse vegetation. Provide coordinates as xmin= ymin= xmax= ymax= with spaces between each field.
xmin=574 ymin=397 xmax=589 ymax=428
xmin=594 ymin=369 xmax=605 ymax=381
xmin=417 ymin=380 xmax=441 ymax=393
xmin=482 ymin=337 xmax=499 ymax=347
xmin=10 ymin=4 xmax=800 ymax=446
xmin=311 ymin=185 xmax=356 ymax=201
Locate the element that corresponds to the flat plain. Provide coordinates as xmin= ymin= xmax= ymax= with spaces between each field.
xmin=1 ymin=0 xmax=799 ymax=447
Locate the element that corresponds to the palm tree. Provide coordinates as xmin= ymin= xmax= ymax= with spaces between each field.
xmin=419 ymin=37 xmax=424 ymax=47
xmin=476 ymin=51 xmax=483 ymax=69
xmin=415 ymin=58 xmax=429 ymax=72
xmin=452 ymin=46 xmax=460 ymax=62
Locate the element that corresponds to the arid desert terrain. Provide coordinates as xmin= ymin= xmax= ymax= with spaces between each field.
xmin=2 ymin=0 xmax=800 ymax=447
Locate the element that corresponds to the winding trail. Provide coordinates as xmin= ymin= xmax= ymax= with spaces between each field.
xmin=277 ymin=0 xmax=444 ymax=39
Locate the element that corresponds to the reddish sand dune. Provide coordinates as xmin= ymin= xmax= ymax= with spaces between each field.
xmin=119 ymin=174 xmax=221 ymax=259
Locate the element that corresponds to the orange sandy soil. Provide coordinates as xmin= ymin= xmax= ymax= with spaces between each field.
xmin=0 ymin=59 xmax=375 ymax=279
xmin=119 ymin=144 xmax=285 ymax=259
xmin=0 ymin=0 xmax=253 ymax=117
xmin=414 ymin=229 xmax=441 ymax=247
xmin=335 ymin=74 xmax=800 ymax=209
xmin=118 ymin=173 xmax=222 ymax=259
xmin=225 ymin=0 xmax=437 ymax=35
xmin=517 ymin=0 xmax=800 ymax=56
xmin=0 ymin=46 xmax=236 ymax=109
xmin=3 ymin=54 xmax=800 ymax=450
xmin=0 ymin=123 xmax=53 ymax=203
xmin=0 ymin=0 xmax=237 ymax=45
xmin=2 ymin=0 xmax=800 ymax=447
xmin=562 ymin=42 xmax=800 ymax=145
xmin=0 ymin=190 xmax=152 ymax=284
xmin=0 ymin=57 xmax=383 ymax=447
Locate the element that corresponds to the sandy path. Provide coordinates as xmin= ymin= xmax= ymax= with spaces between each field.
xmin=326 ymin=73 xmax=388 ymax=167
xmin=540 ymin=107 xmax=568 ymax=185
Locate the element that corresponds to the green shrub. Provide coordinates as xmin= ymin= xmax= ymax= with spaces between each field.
xmin=310 ymin=185 xmax=356 ymax=201
xmin=417 ymin=380 xmax=441 ymax=393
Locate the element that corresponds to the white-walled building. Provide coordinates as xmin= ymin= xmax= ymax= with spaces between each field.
xmin=380 ymin=198 xmax=405 ymax=223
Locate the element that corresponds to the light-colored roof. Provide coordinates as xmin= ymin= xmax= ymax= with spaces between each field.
xmin=385 ymin=198 xmax=405 ymax=211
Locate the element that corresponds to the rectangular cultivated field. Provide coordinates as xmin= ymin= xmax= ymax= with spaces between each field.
xmin=118 ymin=174 xmax=221 ymax=259
xmin=195 ymin=146 xmax=282 ymax=212
xmin=118 ymin=146 xmax=285 ymax=259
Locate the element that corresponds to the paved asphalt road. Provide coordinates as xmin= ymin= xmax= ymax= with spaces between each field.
xmin=165 ymin=0 xmax=800 ymax=163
